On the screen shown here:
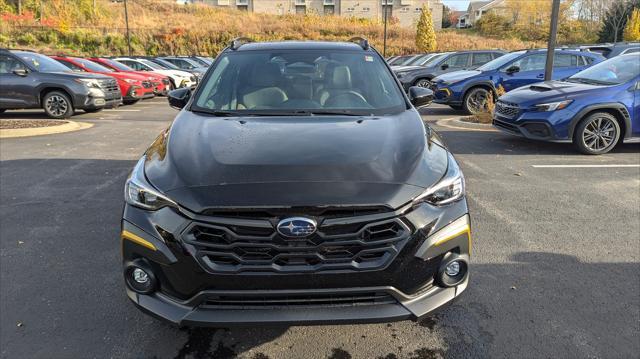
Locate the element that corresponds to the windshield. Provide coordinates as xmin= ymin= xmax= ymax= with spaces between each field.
xmin=568 ymin=54 xmax=640 ymax=85
xmin=422 ymin=53 xmax=449 ymax=67
xmin=404 ymin=54 xmax=431 ymax=66
xmin=152 ymin=59 xmax=178 ymax=69
xmin=477 ymin=51 xmax=524 ymax=71
xmin=99 ymin=58 xmax=134 ymax=71
xmin=193 ymin=49 xmax=406 ymax=116
xmin=139 ymin=59 xmax=166 ymax=70
xmin=15 ymin=52 xmax=70 ymax=73
xmin=74 ymin=58 xmax=112 ymax=72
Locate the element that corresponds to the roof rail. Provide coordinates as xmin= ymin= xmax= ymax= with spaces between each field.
xmin=230 ymin=37 xmax=253 ymax=50
xmin=348 ymin=37 xmax=370 ymax=50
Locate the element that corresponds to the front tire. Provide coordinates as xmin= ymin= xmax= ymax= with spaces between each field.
xmin=463 ymin=87 xmax=490 ymax=115
xmin=43 ymin=91 xmax=74 ymax=119
xmin=573 ymin=112 xmax=620 ymax=155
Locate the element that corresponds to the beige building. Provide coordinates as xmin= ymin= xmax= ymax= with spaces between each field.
xmin=184 ymin=0 xmax=443 ymax=29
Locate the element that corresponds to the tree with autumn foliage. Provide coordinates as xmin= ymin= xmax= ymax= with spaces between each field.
xmin=415 ymin=5 xmax=436 ymax=52
xmin=624 ymin=8 xmax=640 ymax=41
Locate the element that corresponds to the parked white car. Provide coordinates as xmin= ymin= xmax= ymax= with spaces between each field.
xmin=113 ymin=57 xmax=196 ymax=89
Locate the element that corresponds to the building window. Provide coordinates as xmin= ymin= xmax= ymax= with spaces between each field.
xmin=400 ymin=6 xmax=408 ymax=12
xmin=346 ymin=7 xmax=354 ymax=12
xmin=295 ymin=5 xmax=306 ymax=13
xmin=324 ymin=4 xmax=334 ymax=14
xmin=323 ymin=0 xmax=334 ymax=4
xmin=237 ymin=4 xmax=248 ymax=10
xmin=362 ymin=7 xmax=370 ymax=12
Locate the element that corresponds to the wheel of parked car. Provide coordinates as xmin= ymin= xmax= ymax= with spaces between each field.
xmin=574 ymin=112 xmax=620 ymax=155
xmin=463 ymin=87 xmax=490 ymax=115
xmin=414 ymin=78 xmax=431 ymax=88
xmin=43 ymin=91 xmax=74 ymax=119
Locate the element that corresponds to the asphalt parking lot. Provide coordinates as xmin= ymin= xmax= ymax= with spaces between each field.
xmin=1 ymin=99 xmax=639 ymax=359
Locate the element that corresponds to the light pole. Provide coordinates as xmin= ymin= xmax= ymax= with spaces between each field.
xmin=544 ymin=0 xmax=561 ymax=81
xmin=383 ymin=1 xmax=388 ymax=57
xmin=124 ymin=0 xmax=132 ymax=56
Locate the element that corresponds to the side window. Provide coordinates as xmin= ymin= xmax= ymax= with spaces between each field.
xmin=582 ymin=56 xmax=595 ymax=65
xmin=622 ymin=47 xmax=640 ymax=54
xmin=442 ymin=53 xmax=470 ymax=68
xmin=553 ymin=54 xmax=578 ymax=68
xmin=510 ymin=54 xmax=546 ymax=72
xmin=123 ymin=61 xmax=143 ymax=71
xmin=0 ymin=55 xmax=26 ymax=74
xmin=472 ymin=53 xmax=492 ymax=66
xmin=57 ymin=59 xmax=85 ymax=72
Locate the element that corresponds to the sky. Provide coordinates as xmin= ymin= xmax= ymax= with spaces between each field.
xmin=441 ymin=0 xmax=472 ymax=11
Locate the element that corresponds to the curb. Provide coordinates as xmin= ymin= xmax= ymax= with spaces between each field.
xmin=434 ymin=117 xmax=498 ymax=132
xmin=0 ymin=120 xmax=94 ymax=139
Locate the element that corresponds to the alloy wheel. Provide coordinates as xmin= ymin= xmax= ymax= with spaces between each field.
xmin=581 ymin=117 xmax=617 ymax=152
xmin=415 ymin=79 xmax=431 ymax=88
xmin=45 ymin=95 xmax=68 ymax=117
xmin=466 ymin=89 xmax=488 ymax=114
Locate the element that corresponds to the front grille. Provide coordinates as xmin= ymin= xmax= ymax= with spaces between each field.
xmin=493 ymin=118 xmax=520 ymax=134
xmin=200 ymin=291 xmax=397 ymax=309
xmin=495 ymin=100 xmax=520 ymax=119
xmin=141 ymin=80 xmax=153 ymax=88
xmin=182 ymin=216 xmax=411 ymax=274
xmin=98 ymin=79 xmax=121 ymax=99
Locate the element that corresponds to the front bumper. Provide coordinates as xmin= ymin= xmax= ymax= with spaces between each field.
xmin=492 ymin=109 xmax=572 ymax=143
xmin=432 ymin=87 xmax=461 ymax=106
xmin=121 ymin=199 xmax=471 ymax=326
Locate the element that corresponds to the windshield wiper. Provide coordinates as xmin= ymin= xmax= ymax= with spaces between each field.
xmin=303 ymin=110 xmax=363 ymax=116
xmin=566 ymin=77 xmax=615 ymax=86
xmin=191 ymin=109 xmax=239 ymax=117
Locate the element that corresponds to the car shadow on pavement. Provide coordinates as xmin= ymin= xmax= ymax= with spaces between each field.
xmin=1 ymin=159 xmax=639 ymax=359
xmin=437 ymin=129 xmax=640 ymax=156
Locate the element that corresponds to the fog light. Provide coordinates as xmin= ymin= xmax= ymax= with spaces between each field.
xmin=436 ymin=255 xmax=468 ymax=288
xmin=445 ymin=261 xmax=461 ymax=276
xmin=133 ymin=268 xmax=149 ymax=284
xmin=125 ymin=262 xmax=157 ymax=294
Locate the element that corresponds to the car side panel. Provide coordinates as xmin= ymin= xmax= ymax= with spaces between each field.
xmin=633 ymin=80 xmax=640 ymax=137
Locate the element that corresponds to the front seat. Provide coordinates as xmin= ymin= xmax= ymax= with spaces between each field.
xmin=240 ymin=62 xmax=288 ymax=109
xmin=316 ymin=64 xmax=365 ymax=107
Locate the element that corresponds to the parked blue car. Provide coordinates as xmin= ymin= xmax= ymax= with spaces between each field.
xmin=493 ymin=54 xmax=640 ymax=154
xmin=431 ymin=49 xmax=606 ymax=114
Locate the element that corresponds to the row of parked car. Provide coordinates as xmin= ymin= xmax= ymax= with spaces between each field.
xmin=387 ymin=43 xmax=639 ymax=154
xmin=0 ymin=49 xmax=214 ymax=118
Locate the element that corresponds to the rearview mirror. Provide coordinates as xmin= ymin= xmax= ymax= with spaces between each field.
xmin=440 ymin=64 xmax=449 ymax=70
xmin=167 ymin=87 xmax=191 ymax=110
xmin=408 ymin=86 xmax=433 ymax=109
xmin=12 ymin=68 xmax=28 ymax=77
xmin=506 ymin=65 xmax=520 ymax=75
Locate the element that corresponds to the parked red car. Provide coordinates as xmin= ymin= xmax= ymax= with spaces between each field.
xmin=51 ymin=55 xmax=155 ymax=105
xmin=88 ymin=57 xmax=171 ymax=96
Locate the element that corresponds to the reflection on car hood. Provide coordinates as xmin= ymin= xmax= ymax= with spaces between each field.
xmin=49 ymin=71 xmax=113 ymax=80
xmin=434 ymin=70 xmax=482 ymax=83
xmin=392 ymin=65 xmax=424 ymax=72
xmin=144 ymin=110 xmax=449 ymax=211
xmin=501 ymin=80 xmax=600 ymax=104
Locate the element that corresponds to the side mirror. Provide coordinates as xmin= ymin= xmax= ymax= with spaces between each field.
xmin=441 ymin=64 xmax=449 ymax=70
xmin=13 ymin=68 xmax=28 ymax=76
xmin=167 ymin=87 xmax=191 ymax=110
xmin=408 ymin=86 xmax=433 ymax=108
xmin=506 ymin=65 xmax=520 ymax=75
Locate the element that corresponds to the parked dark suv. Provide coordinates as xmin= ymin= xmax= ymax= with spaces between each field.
xmin=121 ymin=39 xmax=471 ymax=326
xmin=0 ymin=50 xmax=122 ymax=118
xmin=394 ymin=50 xmax=505 ymax=91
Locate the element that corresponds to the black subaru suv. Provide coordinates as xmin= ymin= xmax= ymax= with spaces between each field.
xmin=122 ymin=39 xmax=471 ymax=326
xmin=0 ymin=49 xmax=122 ymax=118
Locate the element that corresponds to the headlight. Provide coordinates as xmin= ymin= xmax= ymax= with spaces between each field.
xmin=534 ymin=100 xmax=573 ymax=112
xmin=124 ymin=157 xmax=176 ymax=210
xmin=75 ymin=78 xmax=101 ymax=88
xmin=413 ymin=154 xmax=465 ymax=206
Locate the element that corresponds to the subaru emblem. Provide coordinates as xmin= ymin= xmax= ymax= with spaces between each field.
xmin=277 ymin=217 xmax=317 ymax=238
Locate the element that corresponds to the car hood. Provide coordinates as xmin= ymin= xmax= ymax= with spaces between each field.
xmin=392 ymin=65 xmax=423 ymax=72
xmin=109 ymin=71 xmax=148 ymax=81
xmin=48 ymin=71 xmax=113 ymax=80
xmin=434 ymin=70 xmax=482 ymax=83
xmin=144 ymin=110 xmax=449 ymax=211
xmin=500 ymin=80 xmax=600 ymax=104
